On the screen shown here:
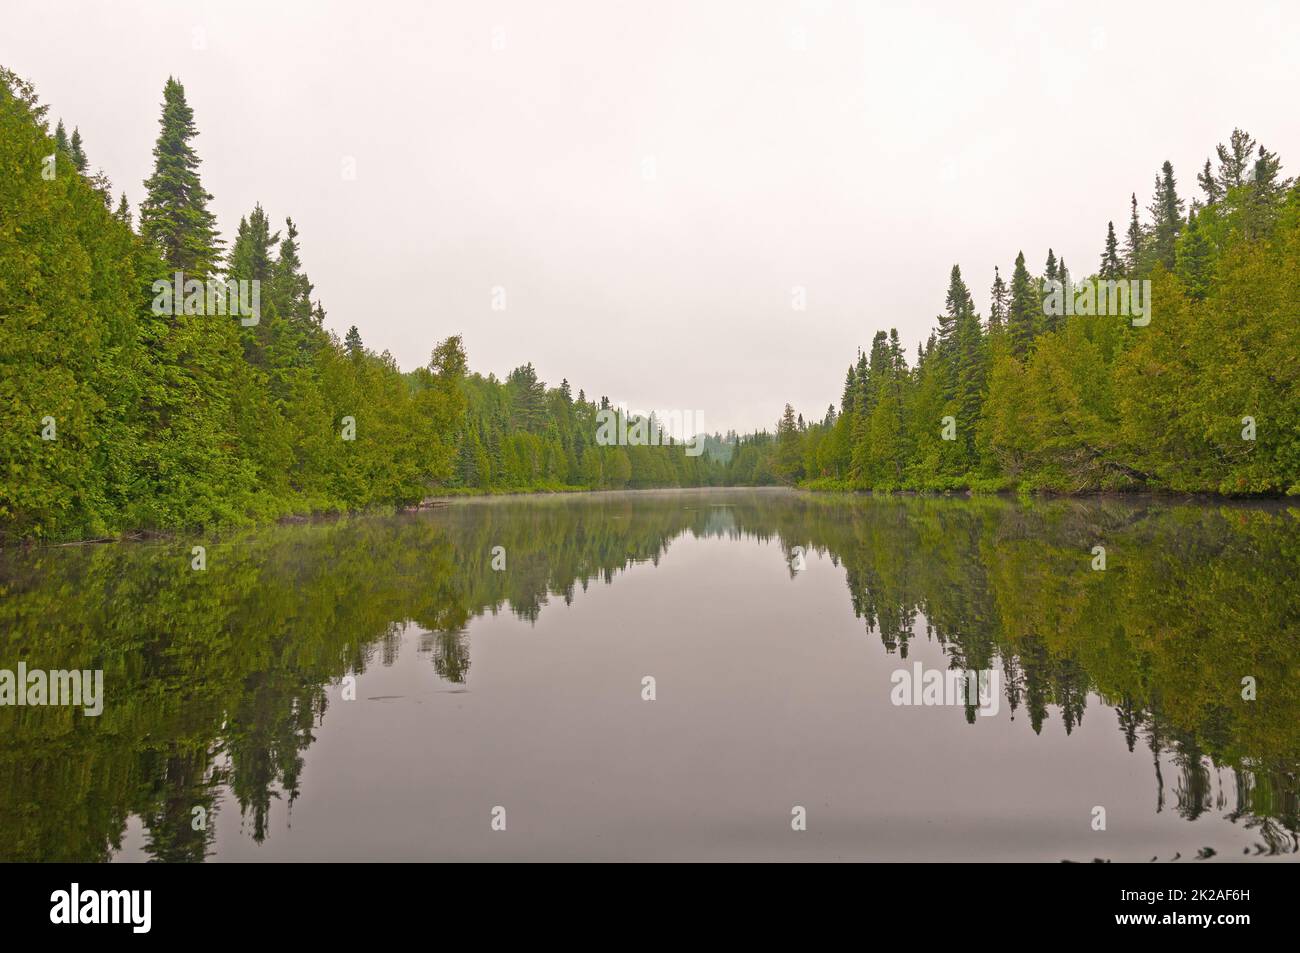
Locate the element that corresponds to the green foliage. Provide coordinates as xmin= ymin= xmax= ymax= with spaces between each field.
xmin=0 ymin=70 xmax=723 ymax=541
xmin=139 ymin=78 xmax=222 ymax=278
xmin=737 ymin=128 xmax=1298 ymax=498
xmin=3 ymin=65 xmax=1295 ymax=542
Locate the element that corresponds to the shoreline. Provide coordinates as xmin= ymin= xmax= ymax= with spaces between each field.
xmin=4 ymin=482 xmax=1292 ymax=550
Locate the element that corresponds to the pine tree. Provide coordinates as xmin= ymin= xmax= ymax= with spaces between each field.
xmin=1006 ymin=251 xmax=1036 ymax=358
xmin=227 ymin=204 xmax=281 ymax=369
xmin=1214 ymin=128 xmax=1255 ymax=194
xmin=1196 ymin=158 xmax=1222 ymax=205
xmin=988 ymin=266 xmax=1007 ymax=332
xmin=53 ymin=118 xmax=69 ymax=154
xmin=69 ymin=126 xmax=87 ymax=172
xmin=274 ymin=217 xmax=315 ymax=327
xmin=1147 ymin=161 xmax=1184 ymax=270
xmin=114 ymin=193 xmax=133 ymax=230
xmin=228 ymin=205 xmax=279 ymax=284
xmin=139 ymin=77 xmax=222 ymax=278
xmin=344 ymin=325 xmax=363 ymax=358
xmin=938 ymin=265 xmax=974 ymax=352
xmin=1174 ymin=209 xmax=1212 ymax=299
xmin=1123 ymin=193 xmax=1144 ymax=276
xmin=506 ymin=363 xmax=547 ymax=432
xmin=840 ymin=365 xmax=857 ymax=416
xmin=1044 ymin=256 xmax=1068 ymax=334
xmin=1244 ymin=142 xmax=1291 ymax=239
xmin=1099 ymin=221 xmax=1122 ymax=279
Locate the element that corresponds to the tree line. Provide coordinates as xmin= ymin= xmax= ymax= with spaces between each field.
xmin=3 ymin=66 xmax=1297 ymax=541
xmin=737 ymin=130 xmax=1299 ymax=496
xmin=0 ymin=69 xmax=726 ymax=541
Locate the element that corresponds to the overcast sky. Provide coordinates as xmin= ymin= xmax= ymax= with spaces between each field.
xmin=5 ymin=1 xmax=1297 ymax=432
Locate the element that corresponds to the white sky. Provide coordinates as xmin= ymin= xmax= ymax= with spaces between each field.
xmin=4 ymin=0 xmax=1297 ymax=433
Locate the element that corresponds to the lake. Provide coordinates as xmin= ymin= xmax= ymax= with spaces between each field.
xmin=1 ymin=488 xmax=1296 ymax=861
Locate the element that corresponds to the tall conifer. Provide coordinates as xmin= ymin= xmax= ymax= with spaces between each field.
xmin=140 ymin=77 xmax=222 ymax=277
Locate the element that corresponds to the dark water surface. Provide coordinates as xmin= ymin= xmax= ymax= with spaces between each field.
xmin=1 ymin=488 xmax=1296 ymax=861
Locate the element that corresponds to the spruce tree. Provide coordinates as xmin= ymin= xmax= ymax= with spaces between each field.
xmin=344 ymin=325 xmax=363 ymax=358
xmin=938 ymin=264 xmax=974 ymax=354
xmin=1123 ymin=193 xmax=1144 ymax=276
xmin=1196 ymin=158 xmax=1222 ymax=205
xmin=1214 ymin=128 xmax=1255 ymax=193
xmin=228 ymin=204 xmax=279 ymax=284
xmin=988 ymin=266 xmax=1007 ymax=332
xmin=1006 ymin=251 xmax=1036 ymax=358
xmin=1099 ymin=221 xmax=1122 ymax=279
xmin=840 ymin=365 xmax=857 ymax=416
xmin=139 ymin=77 xmax=222 ymax=277
xmin=114 ymin=193 xmax=133 ymax=229
xmin=1044 ymin=257 xmax=1067 ymax=334
xmin=1174 ymin=209 xmax=1212 ymax=299
xmin=1147 ymin=161 xmax=1184 ymax=271
xmin=1244 ymin=143 xmax=1291 ymax=239
xmin=946 ymin=269 xmax=985 ymax=463
xmin=1041 ymin=250 xmax=1060 ymax=335
xmin=274 ymin=217 xmax=315 ymax=327
xmin=69 ymin=126 xmax=87 ymax=172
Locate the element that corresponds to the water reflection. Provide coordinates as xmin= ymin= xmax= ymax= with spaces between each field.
xmin=0 ymin=489 xmax=1296 ymax=861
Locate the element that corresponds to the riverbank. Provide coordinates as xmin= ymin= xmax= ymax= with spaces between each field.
xmin=6 ymin=477 xmax=1295 ymax=549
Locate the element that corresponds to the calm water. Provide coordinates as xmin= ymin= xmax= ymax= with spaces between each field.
xmin=1 ymin=488 xmax=1296 ymax=862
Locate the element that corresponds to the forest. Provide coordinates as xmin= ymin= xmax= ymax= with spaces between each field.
xmin=730 ymin=134 xmax=1299 ymax=495
xmin=2 ymin=67 xmax=1297 ymax=542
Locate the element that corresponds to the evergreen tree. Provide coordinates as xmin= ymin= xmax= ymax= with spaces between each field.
xmin=1174 ymin=209 xmax=1213 ymax=299
xmin=1123 ymin=193 xmax=1144 ymax=276
xmin=775 ymin=403 xmax=802 ymax=483
xmin=1214 ymin=128 xmax=1255 ymax=194
xmin=1006 ymin=251 xmax=1036 ymax=358
xmin=274 ymin=217 xmax=315 ymax=326
xmin=840 ymin=364 xmax=857 ymax=416
xmin=228 ymin=204 xmax=279 ymax=284
xmin=988 ymin=265 xmax=1007 ymax=332
xmin=1147 ymin=161 xmax=1184 ymax=270
xmin=114 ymin=193 xmax=133 ymax=230
xmin=938 ymin=264 xmax=974 ymax=353
xmin=1099 ymin=221 xmax=1122 ymax=279
xmin=1244 ymin=142 xmax=1290 ymax=239
xmin=139 ymin=77 xmax=222 ymax=277
xmin=344 ymin=325 xmax=363 ymax=358
xmin=1196 ymin=158 xmax=1222 ymax=206
xmin=69 ymin=126 xmax=87 ymax=172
